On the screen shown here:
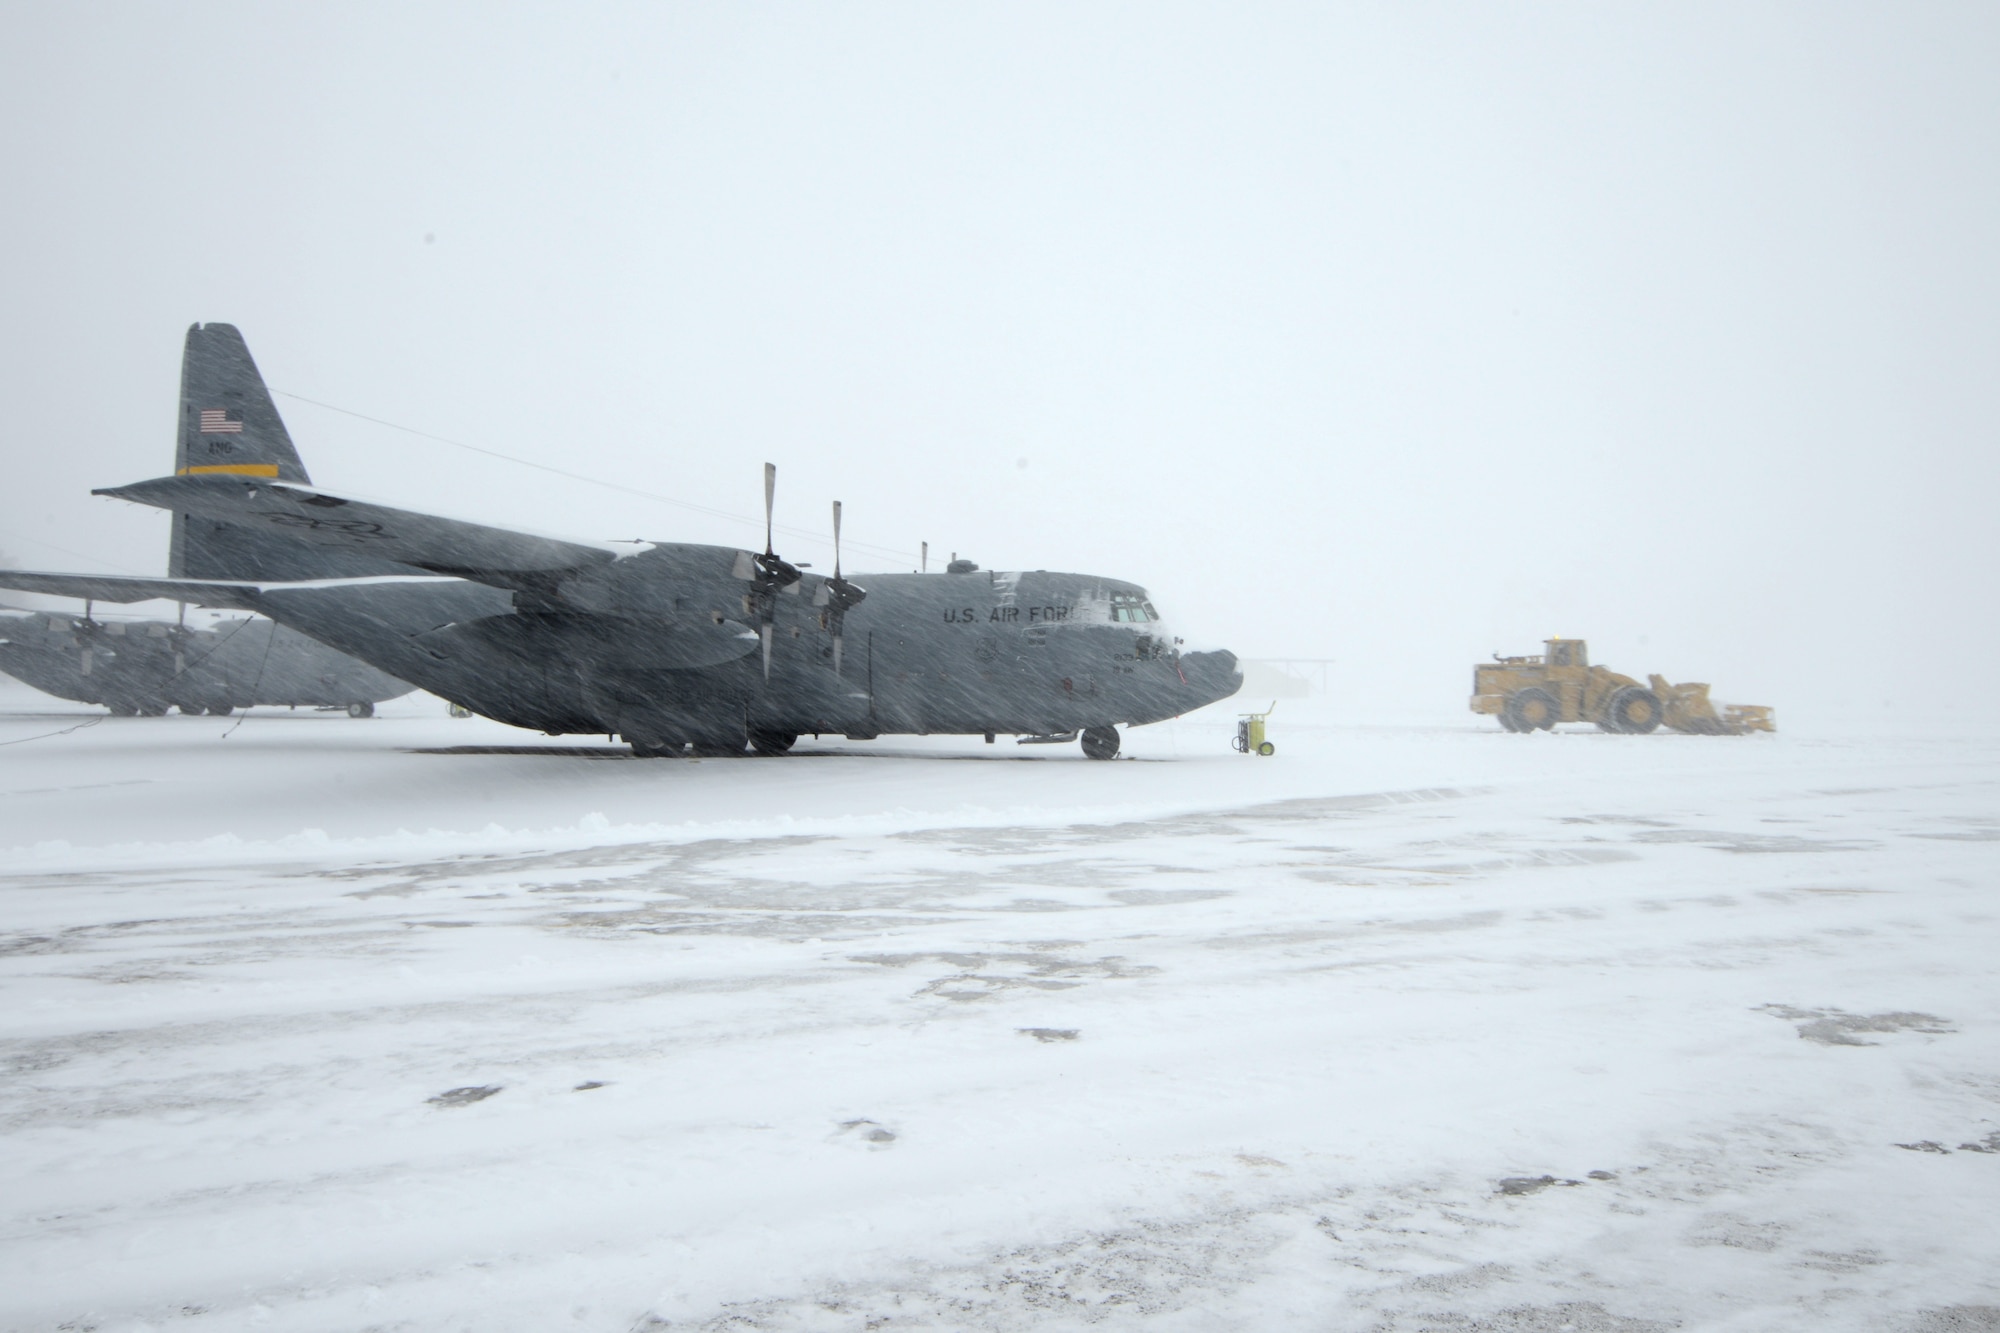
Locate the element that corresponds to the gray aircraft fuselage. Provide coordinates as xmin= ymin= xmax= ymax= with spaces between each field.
xmin=213 ymin=553 xmax=1239 ymax=750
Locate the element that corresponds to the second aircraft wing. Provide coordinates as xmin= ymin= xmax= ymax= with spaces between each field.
xmin=0 ymin=570 xmax=268 ymax=610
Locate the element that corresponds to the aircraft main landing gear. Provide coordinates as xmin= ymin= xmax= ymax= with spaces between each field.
xmin=1081 ymin=725 xmax=1120 ymax=761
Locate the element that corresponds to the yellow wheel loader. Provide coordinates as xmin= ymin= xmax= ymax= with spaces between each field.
xmin=1469 ymin=639 xmax=1773 ymax=735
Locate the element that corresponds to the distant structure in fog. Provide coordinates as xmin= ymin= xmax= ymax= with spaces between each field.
xmin=1236 ymin=659 xmax=1333 ymax=699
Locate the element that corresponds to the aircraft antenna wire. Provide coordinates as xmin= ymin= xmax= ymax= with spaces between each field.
xmin=221 ymin=622 xmax=279 ymax=740
xmin=273 ymin=391 xmax=923 ymax=566
xmin=14 ymin=535 xmax=153 ymax=577
xmin=0 ymin=715 xmax=104 ymax=747
xmin=159 ymin=613 xmax=261 ymax=687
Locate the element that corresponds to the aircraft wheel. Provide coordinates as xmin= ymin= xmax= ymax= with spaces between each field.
xmin=1602 ymin=686 xmax=1663 ymax=735
xmin=1080 ymin=725 xmax=1121 ymax=760
xmin=207 ymin=704 xmax=234 ymax=717
xmin=628 ymin=738 xmax=683 ymax=758
xmin=347 ymin=702 xmax=375 ymax=719
xmin=107 ymin=702 xmax=138 ymax=717
xmin=1502 ymin=688 xmax=1558 ymax=732
xmin=748 ymin=730 xmax=797 ymax=756
xmin=136 ymin=701 xmax=170 ymax=717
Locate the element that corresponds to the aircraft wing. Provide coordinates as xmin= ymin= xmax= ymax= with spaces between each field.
xmin=0 ymin=570 xmax=266 ymax=610
xmin=96 ymin=475 xmax=622 ymax=590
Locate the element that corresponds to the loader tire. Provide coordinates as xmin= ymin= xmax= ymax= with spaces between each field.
xmin=1602 ymin=686 xmax=1663 ymax=734
xmin=1503 ymin=688 xmax=1558 ymax=732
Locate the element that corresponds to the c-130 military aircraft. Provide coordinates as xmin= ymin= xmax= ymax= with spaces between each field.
xmin=0 ymin=325 xmax=1241 ymax=758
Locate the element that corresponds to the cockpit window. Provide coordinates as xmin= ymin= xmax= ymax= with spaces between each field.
xmin=1108 ymin=592 xmax=1157 ymax=623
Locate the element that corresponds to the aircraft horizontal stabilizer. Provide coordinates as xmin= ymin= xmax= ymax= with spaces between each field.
xmin=97 ymin=475 xmax=620 ymax=587
xmin=0 ymin=570 xmax=266 ymax=610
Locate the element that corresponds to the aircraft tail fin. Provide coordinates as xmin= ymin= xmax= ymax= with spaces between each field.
xmin=167 ymin=324 xmax=418 ymax=581
xmin=173 ymin=323 xmax=310 ymax=485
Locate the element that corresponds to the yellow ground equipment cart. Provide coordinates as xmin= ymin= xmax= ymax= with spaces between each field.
xmin=1469 ymin=639 xmax=1773 ymax=735
xmin=1233 ymin=702 xmax=1277 ymax=755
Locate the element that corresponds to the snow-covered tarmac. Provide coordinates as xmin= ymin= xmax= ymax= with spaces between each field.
xmin=2 ymin=692 xmax=1997 ymax=1332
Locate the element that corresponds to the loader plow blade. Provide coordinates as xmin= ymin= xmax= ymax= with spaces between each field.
xmin=1649 ymin=675 xmax=1775 ymax=735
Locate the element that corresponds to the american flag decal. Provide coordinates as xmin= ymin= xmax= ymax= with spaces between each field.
xmin=199 ymin=408 xmax=244 ymax=434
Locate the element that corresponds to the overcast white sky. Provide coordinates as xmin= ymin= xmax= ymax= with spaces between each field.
xmin=2 ymin=3 xmax=1995 ymax=722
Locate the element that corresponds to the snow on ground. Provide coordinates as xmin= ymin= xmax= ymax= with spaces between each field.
xmin=2 ymin=687 xmax=1998 ymax=1331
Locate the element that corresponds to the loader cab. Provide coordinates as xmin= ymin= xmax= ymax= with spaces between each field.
xmin=1545 ymin=639 xmax=1588 ymax=669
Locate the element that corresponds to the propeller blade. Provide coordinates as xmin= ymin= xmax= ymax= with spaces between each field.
xmin=819 ymin=500 xmax=872 ymax=676
xmin=763 ymin=462 xmax=777 ymax=556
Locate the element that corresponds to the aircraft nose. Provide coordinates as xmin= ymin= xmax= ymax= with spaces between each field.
xmin=1179 ymin=648 xmax=1243 ymax=707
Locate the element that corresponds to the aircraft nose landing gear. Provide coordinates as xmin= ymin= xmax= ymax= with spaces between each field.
xmin=1081 ymin=725 xmax=1120 ymax=761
